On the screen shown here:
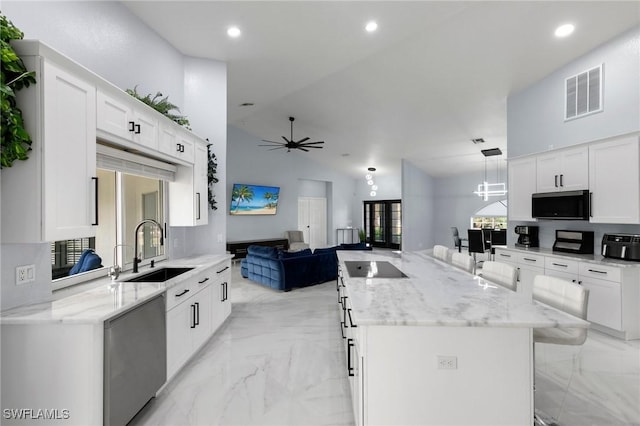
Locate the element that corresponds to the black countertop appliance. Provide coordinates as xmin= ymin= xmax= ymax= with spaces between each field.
xmin=602 ymin=234 xmax=640 ymax=261
xmin=552 ymin=230 xmax=594 ymax=254
xmin=515 ymin=225 xmax=539 ymax=248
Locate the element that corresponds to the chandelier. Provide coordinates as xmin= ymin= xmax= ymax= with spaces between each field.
xmin=366 ymin=167 xmax=378 ymax=197
xmin=473 ymin=148 xmax=507 ymax=201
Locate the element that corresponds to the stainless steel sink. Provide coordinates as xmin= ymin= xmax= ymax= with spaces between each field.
xmin=125 ymin=267 xmax=193 ymax=283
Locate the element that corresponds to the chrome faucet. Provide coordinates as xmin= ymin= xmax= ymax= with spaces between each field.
xmin=133 ymin=219 xmax=164 ymax=273
xmin=108 ymin=244 xmax=132 ymax=280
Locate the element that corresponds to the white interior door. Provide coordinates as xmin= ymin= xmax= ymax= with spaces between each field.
xmin=298 ymin=197 xmax=327 ymax=250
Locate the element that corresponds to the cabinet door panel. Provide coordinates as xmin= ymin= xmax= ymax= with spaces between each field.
xmin=97 ymin=90 xmax=132 ymax=141
xmin=132 ymin=109 xmax=159 ymax=150
xmin=508 ymin=157 xmax=537 ymax=221
xmin=560 ymin=147 xmax=589 ymax=191
xmin=43 ymin=62 xmax=97 ymax=241
xmin=166 ymin=301 xmax=193 ymax=379
xmin=581 ymin=278 xmax=622 ymax=330
xmin=536 ymin=154 xmax=560 ymax=193
xmin=589 ymin=136 xmax=640 ymax=224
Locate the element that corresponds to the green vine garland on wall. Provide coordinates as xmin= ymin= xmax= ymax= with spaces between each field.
xmin=1 ymin=12 xmax=37 ymax=169
xmin=207 ymin=141 xmax=219 ymax=210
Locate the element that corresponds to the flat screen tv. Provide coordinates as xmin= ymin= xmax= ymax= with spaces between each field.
xmin=230 ymin=183 xmax=280 ymax=215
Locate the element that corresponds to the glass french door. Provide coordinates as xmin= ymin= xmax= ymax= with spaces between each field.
xmin=363 ymin=200 xmax=401 ymax=249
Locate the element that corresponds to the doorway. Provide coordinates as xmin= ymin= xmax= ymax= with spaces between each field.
xmin=363 ymin=200 xmax=402 ymax=249
xmin=298 ymin=197 xmax=327 ymax=250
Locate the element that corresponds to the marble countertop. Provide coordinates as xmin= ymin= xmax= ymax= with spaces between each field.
xmin=0 ymin=254 xmax=232 ymax=325
xmin=495 ymin=245 xmax=640 ymax=268
xmin=337 ymin=250 xmax=590 ymax=328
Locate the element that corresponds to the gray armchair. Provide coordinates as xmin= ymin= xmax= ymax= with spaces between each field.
xmin=285 ymin=230 xmax=309 ymax=252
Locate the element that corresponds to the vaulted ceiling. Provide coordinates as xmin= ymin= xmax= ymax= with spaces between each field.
xmin=123 ymin=1 xmax=639 ymax=179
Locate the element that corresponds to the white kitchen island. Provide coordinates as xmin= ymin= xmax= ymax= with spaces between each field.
xmin=337 ymin=250 xmax=589 ymax=426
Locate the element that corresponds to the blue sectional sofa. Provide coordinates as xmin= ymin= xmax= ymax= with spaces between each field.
xmin=241 ymin=245 xmax=338 ymax=291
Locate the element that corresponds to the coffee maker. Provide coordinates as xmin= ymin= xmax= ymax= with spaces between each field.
xmin=514 ymin=226 xmax=539 ymax=248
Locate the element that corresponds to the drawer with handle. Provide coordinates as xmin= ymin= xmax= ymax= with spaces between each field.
xmin=579 ymin=262 xmax=621 ymax=282
xmin=515 ymin=252 xmax=545 ymax=267
xmin=545 ymin=257 xmax=579 ymax=275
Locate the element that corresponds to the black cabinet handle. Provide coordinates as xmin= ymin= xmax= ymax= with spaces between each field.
xmin=588 ymin=269 xmax=607 ymax=275
xmin=217 ymin=266 xmax=230 ymax=274
xmin=175 ymin=289 xmax=190 ymax=297
xmin=190 ymin=304 xmax=196 ymax=328
xmin=589 ymin=192 xmax=593 ymax=217
xmin=347 ymin=308 xmax=357 ymax=328
xmin=194 ymin=302 xmax=200 ymax=326
xmin=523 ymin=257 xmax=537 ymax=262
xmin=554 ymin=175 xmax=558 ymax=187
xmin=198 ymin=277 xmax=209 ymax=284
xmin=560 ymin=174 xmax=564 ymax=187
xmin=499 ymin=253 xmax=511 ymax=258
xmin=340 ymin=322 xmax=346 ymax=339
xmin=128 ymin=121 xmax=135 ymax=132
xmin=176 ymin=143 xmax=182 ymax=152
xmin=552 ymin=263 xmax=568 ymax=268
xmin=134 ymin=123 xmax=141 ymax=134
xmin=91 ymin=177 xmax=99 ymax=225
xmin=347 ymin=338 xmax=355 ymax=377
xmin=196 ymin=192 xmax=201 ymax=220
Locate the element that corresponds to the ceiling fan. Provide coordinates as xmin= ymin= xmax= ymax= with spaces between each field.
xmin=259 ymin=117 xmax=324 ymax=152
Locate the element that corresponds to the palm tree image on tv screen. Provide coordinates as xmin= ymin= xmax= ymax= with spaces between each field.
xmin=230 ymin=184 xmax=280 ymax=215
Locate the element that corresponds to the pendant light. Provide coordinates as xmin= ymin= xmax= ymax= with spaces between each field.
xmin=473 ymin=148 xmax=507 ymax=201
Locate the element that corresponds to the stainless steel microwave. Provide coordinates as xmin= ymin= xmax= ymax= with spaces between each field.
xmin=531 ymin=190 xmax=590 ymax=220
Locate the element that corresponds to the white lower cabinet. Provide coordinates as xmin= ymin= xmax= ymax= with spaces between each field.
xmin=166 ymin=260 xmax=232 ymax=380
xmin=494 ymin=247 xmax=640 ymax=340
xmin=212 ymin=261 xmax=232 ymax=329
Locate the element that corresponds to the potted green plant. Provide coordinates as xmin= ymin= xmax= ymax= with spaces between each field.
xmin=358 ymin=229 xmax=366 ymax=243
xmin=125 ymin=86 xmax=191 ymax=130
xmin=1 ymin=12 xmax=36 ymax=168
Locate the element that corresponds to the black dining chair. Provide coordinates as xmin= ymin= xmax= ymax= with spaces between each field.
xmin=451 ymin=227 xmax=468 ymax=253
xmin=467 ymin=229 xmax=491 ymax=272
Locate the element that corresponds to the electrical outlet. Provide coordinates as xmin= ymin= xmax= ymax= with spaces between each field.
xmin=16 ymin=265 xmax=35 ymax=285
xmin=437 ymin=355 xmax=458 ymax=370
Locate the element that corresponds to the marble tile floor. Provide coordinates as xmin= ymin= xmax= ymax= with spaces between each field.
xmin=131 ymin=264 xmax=639 ymax=426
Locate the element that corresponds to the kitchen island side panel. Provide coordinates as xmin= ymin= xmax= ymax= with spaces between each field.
xmin=363 ymin=325 xmax=533 ymax=426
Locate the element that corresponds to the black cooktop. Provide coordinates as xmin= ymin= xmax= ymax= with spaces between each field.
xmin=344 ymin=261 xmax=408 ymax=278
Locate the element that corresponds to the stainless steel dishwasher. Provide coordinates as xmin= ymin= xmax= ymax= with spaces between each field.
xmin=104 ymin=294 xmax=166 ymax=426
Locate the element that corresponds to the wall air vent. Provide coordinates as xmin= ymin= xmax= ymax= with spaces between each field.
xmin=565 ymin=64 xmax=603 ymax=121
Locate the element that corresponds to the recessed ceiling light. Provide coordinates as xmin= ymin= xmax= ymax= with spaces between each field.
xmin=554 ymin=23 xmax=575 ymax=38
xmin=365 ymin=21 xmax=378 ymax=33
xmin=227 ymin=26 xmax=241 ymax=38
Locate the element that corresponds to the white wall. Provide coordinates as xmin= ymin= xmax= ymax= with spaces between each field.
xmin=180 ymin=56 xmax=228 ymax=257
xmin=432 ymin=171 xmax=510 ymax=249
xmin=226 ymin=125 xmax=356 ymax=246
xmin=508 ymin=26 xmax=640 ymax=158
xmin=507 ymin=26 xmax=640 ymax=250
xmin=401 ymin=159 xmax=435 ymax=251
xmin=0 ymin=2 xmax=226 ymax=310
xmin=351 ymin=173 xmax=402 ymax=231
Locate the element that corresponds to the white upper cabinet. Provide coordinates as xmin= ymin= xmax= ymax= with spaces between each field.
xmin=536 ymin=145 xmax=589 ymax=192
xmin=508 ymin=156 xmax=537 ymax=222
xmin=159 ymin=121 xmax=195 ymax=164
xmin=168 ymin=141 xmax=209 ymax=226
xmin=2 ymin=55 xmax=97 ymax=243
xmin=97 ymin=88 xmax=159 ymax=151
xmin=589 ymin=135 xmax=640 ymax=224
